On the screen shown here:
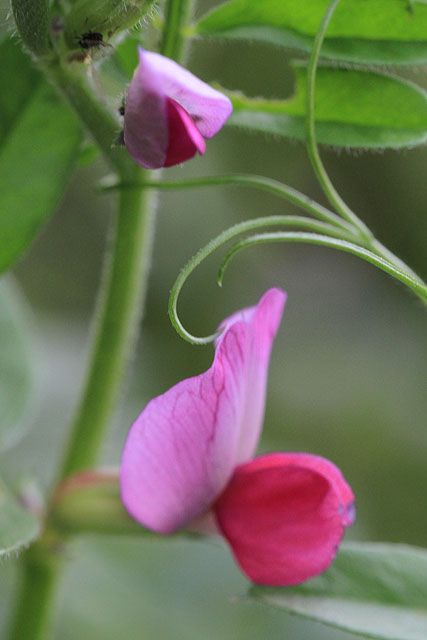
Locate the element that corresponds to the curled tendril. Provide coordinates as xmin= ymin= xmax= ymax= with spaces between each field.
xmin=168 ymin=0 xmax=427 ymax=345
xmin=217 ymin=232 xmax=427 ymax=298
xmin=168 ymin=218 xmax=361 ymax=345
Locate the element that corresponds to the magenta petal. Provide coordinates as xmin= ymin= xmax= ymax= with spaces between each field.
xmin=120 ymin=320 xmax=251 ymax=534
xmin=124 ymin=48 xmax=232 ymax=169
xmin=124 ymin=51 xmax=168 ymax=169
xmin=164 ymin=98 xmax=206 ymax=167
xmin=120 ymin=289 xmax=285 ymax=534
xmin=214 ymin=453 xmax=355 ymax=586
xmin=217 ymin=288 xmax=286 ymax=463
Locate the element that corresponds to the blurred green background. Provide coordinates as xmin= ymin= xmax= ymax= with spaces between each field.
xmin=0 ymin=0 xmax=426 ymax=637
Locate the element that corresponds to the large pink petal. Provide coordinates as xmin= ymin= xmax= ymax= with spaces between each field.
xmin=121 ymin=320 xmax=250 ymax=534
xmin=120 ymin=289 xmax=285 ymax=534
xmin=214 ymin=453 xmax=355 ymax=585
xmin=217 ymin=288 xmax=286 ymax=462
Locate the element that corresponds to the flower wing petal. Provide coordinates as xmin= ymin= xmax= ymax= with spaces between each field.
xmin=214 ymin=453 xmax=355 ymax=585
xmin=217 ymin=288 xmax=286 ymax=463
xmin=120 ymin=321 xmax=250 ymax=534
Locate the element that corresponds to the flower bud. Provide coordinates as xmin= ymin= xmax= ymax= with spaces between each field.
xmin=124 ymin=48 xmax=233 ymax=169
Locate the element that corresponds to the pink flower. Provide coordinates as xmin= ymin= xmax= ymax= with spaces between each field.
xmin=120 ymin=289 xmax=355 ymax=585
xmin=123 ymin=48 xmax=233 ymax=169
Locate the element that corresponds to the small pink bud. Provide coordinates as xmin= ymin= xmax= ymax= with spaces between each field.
xmin=124 ymin=48 xmax=232 ymax=169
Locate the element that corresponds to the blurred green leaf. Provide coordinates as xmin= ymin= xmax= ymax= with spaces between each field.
xmin=0 ymin=280 xmax=35 ymax=451
xmin=0 ymin=478 xmax=40 ymax=558
xmin=113 ymin=35 xmax=141 ymax=79
xmin=226 ymin=64 xmax=427 ymax=148
xmin=75 ymin=141 xmax=99 ymax=167
xmin=196 ymin=0 xmax=427 ymax=65
xmin=0 ymin=38 xmax=82 ymax=274
xmin=250 ymin=542 xmax=427 ymax=640
xmin=0 ymin=39 xmax=40 ymax=146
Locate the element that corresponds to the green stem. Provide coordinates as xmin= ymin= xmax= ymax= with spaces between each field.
xmin=306 ymin=0 xmax=426 ymax=288
xmin=59 ymin=177 xmax=156 ymax=478
xmin=101 ymin=173 xmax=355 ymax=233
xmin=306 ymin=0 xmax=372 ymax=241
xmin=7 ymin=543 xmax=60 ymax=640
xmin=43 ymin=59 xmax=132 ymax=175
xmin=161 ymin=0 xmax=195 ymax=60
xmin=8 ymin=0 xmax=194 ymax=635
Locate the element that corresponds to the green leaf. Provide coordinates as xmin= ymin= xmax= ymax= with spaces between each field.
xmin=226 ymin=64 xmax=427 ymax=148
xmin=11 ymin=0 xmax=50 ymax=56
xmin=195 ymin=0 xmax=427 ymax=65
xmin=0 ymin=38 xmax=40 ymax=147
xmin=0 ymin=478 xmax=40 ymax=558
xmin=0 ymin=280 xmax=35 ymax=451
xmin=0 ymin=38 xmax=82 ymax=274
xmin=249 ymin=543 xmax=427 ymax=640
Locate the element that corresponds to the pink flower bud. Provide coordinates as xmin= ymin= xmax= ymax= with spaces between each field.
xmin=124 ymin=48 xmax=233 ymax=169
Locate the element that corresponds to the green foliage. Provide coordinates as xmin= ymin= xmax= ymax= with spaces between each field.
xmin=196 ymin=0 xmax=427 ymax=65
xmin=0 ymin=478 xmax=40 ymax=558
xmin=63 ymin=0 xmax=157 ymax=50
xmin=225 ymin=64 xmax=427 ymax=148
xmin=250 ymin=543 xmax=427 ymax=640
xmin=0 ymin=39 xmax=82 ymax=274
xmin=0 ymin=280 xmax=35 ymax=451
xmin=11 ymin=0 xmax=50 ymax=56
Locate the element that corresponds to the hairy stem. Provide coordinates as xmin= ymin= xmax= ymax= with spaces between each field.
xmin=306 ymin=0 xmax=371 ymax=240
xmin=8 ymin=0 xmax=193 ymax=636
xmin=306 ymin=0 xmax=426 ymax=289
xmin=44 ymin=59 xmax=132 ymax=175
xmin=100 ymin=173 xmax=355 ymax=233
xmin=7 ymin=544 xmax=60 ymax=640
xmin=161 ymin=0 xmax=195 ymax=60
xmin=59 ymin=178 xmax=156 ymax=478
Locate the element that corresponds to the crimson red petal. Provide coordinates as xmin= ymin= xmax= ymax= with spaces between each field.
xmin=164 ymin=98 xmax=206 ymax=167
xmin=214 ymin=453 xmax=355 ymax=586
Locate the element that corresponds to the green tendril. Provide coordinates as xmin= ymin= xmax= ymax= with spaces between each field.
xmin=168 ymin=216 xmax=357 ymax=344
xmin=99 ymin=173 xmax=356 ymax=234
xmin=217 ymin=232 xmax=427 ymax=303
xmin=306 ymin=0 xmax=372 ymax=242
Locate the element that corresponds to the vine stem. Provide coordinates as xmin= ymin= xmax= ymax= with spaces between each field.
xmin=161 ymin=0 xmax=195 ymax=60
xmin=8 ymin=0 xmax=194 ymax=634
xmin=7 ymin=544 xmax=59 ymax=640
xmin=58 ymin=179 xmax=156 ymax=478
xmin=306 ymin=0 xmax=426 ymax=285
xmin=100 ymin=173 xmax=356 ymax=233
xmin=306 ymin=0 xmax=372 ymax=241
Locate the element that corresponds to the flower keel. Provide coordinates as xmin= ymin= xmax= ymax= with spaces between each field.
xmin=214 ymin=453 xmax=355 ymax=586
